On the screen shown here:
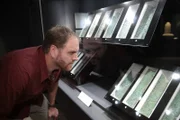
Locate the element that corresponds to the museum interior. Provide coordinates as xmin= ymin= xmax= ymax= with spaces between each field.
xmin=0 ymin=0 xmax=180 ymax=120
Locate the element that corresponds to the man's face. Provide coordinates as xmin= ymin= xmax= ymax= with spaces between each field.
xmin=54 ymin=36 xmax=79 ymax=71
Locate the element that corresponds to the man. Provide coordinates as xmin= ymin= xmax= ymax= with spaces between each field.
xmin=0 ymin=26 xmax=79 ymax=120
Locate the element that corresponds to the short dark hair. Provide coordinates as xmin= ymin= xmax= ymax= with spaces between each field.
xmin=42 ymin=26 xmax=78 ymax=53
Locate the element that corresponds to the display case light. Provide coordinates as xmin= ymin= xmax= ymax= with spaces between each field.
xmin=172 ymin=73 xmax=180 ymax=80
xmin=115 ymin=100 xmax=119 ymax=105
xmin=84 ymin=18 xmax=91 ymax=27
xmin=165 ymin=109 xmax=172 ymax=115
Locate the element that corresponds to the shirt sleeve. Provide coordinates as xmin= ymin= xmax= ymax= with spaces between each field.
xmin=0 ymin=59 xmax=28 ymax=119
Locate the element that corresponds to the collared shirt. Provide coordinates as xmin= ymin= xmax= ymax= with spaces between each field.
xmin=0 ymin=46 xmax=61 ymax=119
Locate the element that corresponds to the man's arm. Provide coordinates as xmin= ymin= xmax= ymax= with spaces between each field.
xmin=48 ymin=81 xmax=58 ymax=106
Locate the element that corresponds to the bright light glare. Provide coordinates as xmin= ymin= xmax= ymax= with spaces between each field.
xmin=126 ymin=8 xmax=135 ymax=23
xmin=123 ymin=1 xmax=132 ymax=5
xmin=84 ymin=18 xmax=91 ymax=27
xmin=165 ymin=109 xmax=171 ymax=115
xmin=105 ymin=18 xmax=111 ymax=25
xmin=172 ymin=73 xmax=180 ymax=80
xmin=115 ymin=100 xmax=119 ymax=105
xmin=136 ymin=112 xmax=140 ymax=116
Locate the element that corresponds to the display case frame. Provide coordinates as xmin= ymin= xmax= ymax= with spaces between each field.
xmin=105 ymin=64 xmax=180 ymax=120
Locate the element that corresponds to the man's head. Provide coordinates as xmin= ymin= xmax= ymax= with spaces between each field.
xmin=43 ymin=26 xmax=79 ymax=71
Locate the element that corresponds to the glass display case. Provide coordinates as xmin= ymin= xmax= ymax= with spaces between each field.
xmin=71 ymin=52 xmax=84 ymax=69
xmin=86 ymin=12 xmax=102 ymax=38
xmin=122 ymin=66 xmax=158 ymax=109
xmin=108 ymin=63 xmax=144 ymax=101
xmin=79 ymin=14 xmax=95 ymax=38
xmin=130 ymin=0 xmax=160 ymax=39
xmin=135 ymin=69 xmax=174 ymax=118
xmin=94 ymin=10 xmax=112 ymax=38
xmin=116 ymin=3 xmax=140 ymax=39
xmin=103 ymin=8 xmax=124 ymax=38
xmin=159 ymin=83 xmax=180 ymax=120
xmin=105 ymin=63 xmax=180 ymax=120
xmin=80 ymin=0 xmax=167 ymax=47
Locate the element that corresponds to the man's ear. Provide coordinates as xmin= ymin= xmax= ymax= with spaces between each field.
xmin=49 ymin=45 xmax=58 ymax=59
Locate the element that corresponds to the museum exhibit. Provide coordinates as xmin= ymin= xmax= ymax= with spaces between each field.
xmin=1 ymin=0 xmax=180 ymax=119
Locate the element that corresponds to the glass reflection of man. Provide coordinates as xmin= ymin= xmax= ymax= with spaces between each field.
xmin=82 ymin=38 xmax=107 ymax=72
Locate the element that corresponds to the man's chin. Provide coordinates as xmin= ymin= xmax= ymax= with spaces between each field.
xmin=63 ymin=67 xmax=72 ymax=72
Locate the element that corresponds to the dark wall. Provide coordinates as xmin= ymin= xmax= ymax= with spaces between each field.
xmin=79 ymin=0 xmax=127 ymax=12
xmin=0 ymin=0 xmax=43 ymax=53
xmin=0 ymin=0 xmax=30 ymax=52
xmin=0 ymin=0 xmax=80 ymax=54
xmin=42 ymin=0 xmax=80 ymax=33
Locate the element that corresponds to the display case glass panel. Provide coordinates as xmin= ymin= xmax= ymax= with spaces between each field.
xmin=130 ymin=0 xmax=160 ymax=39
xmin=86 ymin=12 xmax=102 ymax=38
xmin=122 ymin=66 xmax=158 ymax=109
xmin=94 ymin=10 xmax=112 ymax=38
xmin=75 ymin=13 xmax=88 ymax=29
xmin=116 ymin=4 xmax=140 ymax=39
xmin=79 ymin=14 xmax=94 ymax=37
xmin=135 ymin=69 xmax=173 ymax=118
xmin=159 ymin=83 xmax=180 ymax=120
xmin=110 ymin=63 xmax=143 ymax=101
xmin=103 ymin=8 xmax=124 ymax=38
xmin=71 ymin=52 xmax=84 ymax=69
xmin=70 ymin=55 xmax=87 ymax=75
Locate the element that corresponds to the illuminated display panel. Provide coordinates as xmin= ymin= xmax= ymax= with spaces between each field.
xmin=94 ymin=10 xmax=112 ymax=38
xmin=159 ymin=83 xmax=180 ymax=120
xmin=79 ymin=14 xmax=94 ymax=37
xmin=116 ymin=4 xmax=140 ymax=39
xmin=103 ymin=8 xmax=124 ymax=38
xmin=122 ymin=66 xmax=158 ymax=109
xmin=135 ymin=69 xmax=173 ymax=118
xmin=130 ymin=0 xmax=160 ymax=39
xmin=110 ymin=63 xmax=143 ymax=101
xmin=86 ymin=12 xmax=102 ymax=38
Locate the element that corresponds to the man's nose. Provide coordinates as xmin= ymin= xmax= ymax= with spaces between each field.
xmin=73 ymin=54 xmax=78 ymax=61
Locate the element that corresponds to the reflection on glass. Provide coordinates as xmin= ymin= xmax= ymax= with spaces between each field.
xmin=70 ymin=55 xmax=89 ymax=75
xmin=123 ymin=67 xmax=158 ymax=109
xmin=75 ymin=30 xmax=82 ymax=36
xmin=103 ymin=8 xmax=124 ymax=38
xmin=135 ymin=70 xmax=173 ymax=118
xmin=159 ymin=83 xmax=180 ymax=120
xmin=110 ymin=63 xmax=143 ymax=101
xmin=79 ymin=14 xmax=94 ymax=37
xmin=86 ymin=12 xmax=102 ymax=37
xmin=116 ymin=4 xmax=140 ymax=39
xmin=95 ymin=10 xmax=112 ymax=38
xmin=71 ymin=52 xmax=84 ymax=69
xmin=131 ymin=0 xmax=160 ymax=39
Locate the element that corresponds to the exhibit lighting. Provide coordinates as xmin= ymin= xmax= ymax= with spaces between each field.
xmin=172 ymin=73 xmax=180 ymax=80
xmin=115 ymin=100 xmax=119 ymax=104
xmin=84 ymin=18 xmax=91 ymax=27
xmin=105 ymin=17 xmax=111 ymax=25
xmin=123 ymin=1 xmax=132 ymax=5
xmin=127 ymin=8 xmax=136 ymax=24
xmin=165 ymin=109 xmax=171 ymax=115
xmin=136 ymin=111 xmax=141 ymax=117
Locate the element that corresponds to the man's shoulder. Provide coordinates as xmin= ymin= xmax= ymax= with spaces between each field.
xmin=2 ymin=46 xmax=42 ymax=71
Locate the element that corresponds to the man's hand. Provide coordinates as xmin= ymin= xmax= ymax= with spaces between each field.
xmin=48 ymin=107 xmax=59 ymax=120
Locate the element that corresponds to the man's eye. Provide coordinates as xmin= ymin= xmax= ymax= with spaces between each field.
xmin=69 ymin=52 xmax=76 ymax=55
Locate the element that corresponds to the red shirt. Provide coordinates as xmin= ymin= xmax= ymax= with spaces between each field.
xmin=0 ymin=46 xmax=60 ymax=119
